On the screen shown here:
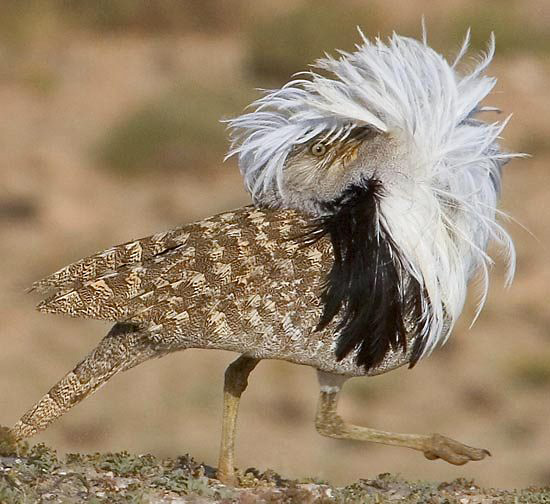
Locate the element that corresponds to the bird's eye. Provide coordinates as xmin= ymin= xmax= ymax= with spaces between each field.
xmin=310 ymin=142 xmax=328 ymax=157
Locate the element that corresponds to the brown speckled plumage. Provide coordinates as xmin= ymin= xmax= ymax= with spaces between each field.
xmin=12 ymin=205 xmax=410 ymax=442
xmin=35 ymin=205 xmax=410 ymax=377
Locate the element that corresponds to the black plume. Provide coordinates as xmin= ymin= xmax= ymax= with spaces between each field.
xmin=303 ymin=181 xmax=425 ymax=371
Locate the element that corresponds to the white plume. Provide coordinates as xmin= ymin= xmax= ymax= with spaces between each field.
xmin=226 ymin=28 xmax=519 ymax=360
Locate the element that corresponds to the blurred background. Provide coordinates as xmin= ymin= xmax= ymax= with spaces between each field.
xmin=1 ymin=0 xmax=549 ymax=490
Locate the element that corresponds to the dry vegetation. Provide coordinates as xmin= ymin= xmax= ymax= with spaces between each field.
xmin=1 ymin=1 xmax=550 ymax=501
xmin=1 ymin=429 xmax=548 ymax=503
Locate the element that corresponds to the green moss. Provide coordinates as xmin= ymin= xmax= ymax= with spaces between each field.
xmin=0 ymin=0 xmax=240 ymax=43
xmin=1 ymin=442 xmax=549 ymax=502
xmin=246 ymin=2 xmax=393 ymax=84
xmin=0 ymin=426 xmax=19 ymax=457
xmin=438 ymin=3 xmax=550 ymax=56
xmin=509 ymin=354 xmax=550 ymax=388
xmin=0 ymin=481 xmax=24 ymax=504
xmin=246 ymin=2 xmax=550 ymax=89
xmin=97 ymin=84 xmax=255 ymax=176
xmin=20 ymin=66 xmax=59 ymax=96
xmin=96 ymin=451 xmax=156 ymax=477
xmin=25 ymin=443 xmax=59 ymax=472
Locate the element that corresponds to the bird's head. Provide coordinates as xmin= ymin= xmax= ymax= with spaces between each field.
xmin=275 ymin=125 xmax=409 ymax=214
xmin=227 ymin=28 xmax=520 ymax=369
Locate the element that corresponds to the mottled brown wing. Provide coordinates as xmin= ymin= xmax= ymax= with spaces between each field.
xmin=34 ymin=206 xmax=331 ymax=330
xmin=31 ymin=222 xmax=194 ymax=296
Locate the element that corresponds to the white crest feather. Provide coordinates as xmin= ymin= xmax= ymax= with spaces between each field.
xmin=226 ymin=28 xmax=519 ymax=361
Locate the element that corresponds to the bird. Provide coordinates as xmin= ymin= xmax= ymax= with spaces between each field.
xmin=11 ymin=27 xmax=519 ymax=485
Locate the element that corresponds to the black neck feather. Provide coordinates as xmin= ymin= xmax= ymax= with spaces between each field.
xmin=303 ymin=181 xmax=425 ymax=371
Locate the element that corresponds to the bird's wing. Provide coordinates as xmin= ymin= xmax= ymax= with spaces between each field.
xmin=31 ymin=223 xmax=194 ymax=296
xmin=33 ymin=206 xmax=330 ymax=328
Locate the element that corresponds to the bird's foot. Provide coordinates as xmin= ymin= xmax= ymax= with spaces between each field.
xmin=423 ymin=433 xmax=491 ymax=465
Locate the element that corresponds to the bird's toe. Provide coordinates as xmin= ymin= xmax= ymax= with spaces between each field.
xmin=423 ymin=433 xmax=490 ymax=465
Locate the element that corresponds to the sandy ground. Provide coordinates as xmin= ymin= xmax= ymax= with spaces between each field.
xmin=1 ymin=2 xmax=550 ymax=492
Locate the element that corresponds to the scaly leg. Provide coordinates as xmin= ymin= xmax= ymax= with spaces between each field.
xmin=217 ymin=355 xmax=260 ymax=485
xmin=11 ymin=323 xmax=156 ymax=440
xmin=315 ymin=371 xmax=490 ymax=465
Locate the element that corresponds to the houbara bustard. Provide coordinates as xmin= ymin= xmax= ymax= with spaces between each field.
xmin=11 ymin=28 xmax=518 ymax=485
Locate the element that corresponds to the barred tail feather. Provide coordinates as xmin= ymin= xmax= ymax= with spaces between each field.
xmin=11 ymin=323 xmax=156 ymax=440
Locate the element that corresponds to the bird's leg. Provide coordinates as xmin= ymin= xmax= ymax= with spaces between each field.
xmin=217 ymin=355 xmax=260 ymax=485
xmin=11 ymin=323 xmax=156 ymax=441
xmin=315 ymin=371 xmax=490 ymax=465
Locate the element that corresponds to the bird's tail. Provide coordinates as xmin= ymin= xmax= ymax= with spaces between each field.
xmin=11 ymin=323 xmax=156 ymax=440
